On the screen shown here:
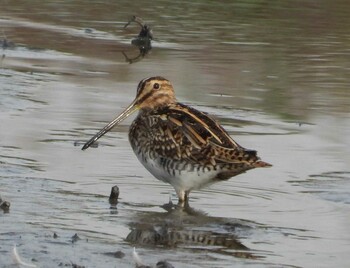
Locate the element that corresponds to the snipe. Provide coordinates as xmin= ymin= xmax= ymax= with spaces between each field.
xmin=82 ymin=77 xmax=271 ymax=203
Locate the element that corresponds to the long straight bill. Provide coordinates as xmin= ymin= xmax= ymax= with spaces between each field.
xmin=82 ymin=101 xmax=139 ymax=150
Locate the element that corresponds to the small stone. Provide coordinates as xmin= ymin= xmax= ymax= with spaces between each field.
xmin=114 ymin=250 xmax=125 ymax=258
xmin=72 ymin=263 xmax=85 ymax=268
xmin=156 ymin=261 xmax=174 ymax=268
xmin=0 ymin=201 xmax=10 ymax=212
xmin=109 ymin=185 xmax=119 ymax=205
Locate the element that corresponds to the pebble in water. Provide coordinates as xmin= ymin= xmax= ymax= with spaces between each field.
xmin=109 ymin=185 xmax=119 ymax=206
xmin=0 ymin=196 xmax=10 ymax=213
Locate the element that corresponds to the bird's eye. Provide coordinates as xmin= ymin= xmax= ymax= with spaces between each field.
xmin=153 ymin=83 xmax=160 ymax=90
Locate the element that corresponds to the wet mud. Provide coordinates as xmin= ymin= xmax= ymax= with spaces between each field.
xmin=1 ymin=1 xmax=350 ymax=267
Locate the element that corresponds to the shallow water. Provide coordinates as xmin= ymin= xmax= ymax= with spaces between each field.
xmin=1 ymin=1 xmax=350 ymax=267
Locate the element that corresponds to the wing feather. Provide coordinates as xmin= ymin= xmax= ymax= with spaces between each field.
xmin=132 ymin=103 xmax=264 ymax=167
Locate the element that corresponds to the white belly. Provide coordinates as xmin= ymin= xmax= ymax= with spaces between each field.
xmin=135 ymin=151 xmax=219 ymax=193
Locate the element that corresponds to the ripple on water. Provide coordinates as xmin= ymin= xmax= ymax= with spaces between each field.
xmin=0 ymin=69 xmax=50 ymax=112
xmin=291 ymin=171 xmax=350 ymax=204
xmin=0 ymin=146 xmax=44 ymax=174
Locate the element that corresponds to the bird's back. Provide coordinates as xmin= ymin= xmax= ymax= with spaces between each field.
xmin=129 ymin=102 xmax=271 ymax=183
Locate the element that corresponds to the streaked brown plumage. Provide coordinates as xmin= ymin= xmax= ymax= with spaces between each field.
xmin=82 ymin=76 xmax=271 ymax=203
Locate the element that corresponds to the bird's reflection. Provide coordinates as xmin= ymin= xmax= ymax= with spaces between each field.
xmin=125 ymin=200 xmax=258 ymax=259
xmin=122 ymin=16 xmax=153 ymax=64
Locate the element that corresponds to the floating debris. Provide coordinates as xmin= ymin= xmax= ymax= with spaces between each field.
xmin=0 ymin=38 xmax=15 ymax=49
xmin=123 ymin=16 xmax=153 ymax=64
xmin=1 ymin=30 xmax=15 ymax=66
xmin=12 ymin=245 xmax=37 ymax=268
xmin=71 ymin=233 xmax=81 ymax=243
xmin=124 ymin=16 xmax=153 ymax=40
xmin=1 ymin=31 xmax=15 ymax=49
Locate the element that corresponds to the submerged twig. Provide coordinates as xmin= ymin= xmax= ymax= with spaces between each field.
xmin=122 ymin=16 xmax=153 ymax=64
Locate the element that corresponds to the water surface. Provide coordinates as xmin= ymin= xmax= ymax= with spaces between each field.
xmin=1 ymin=1 xmax=349 ymax=267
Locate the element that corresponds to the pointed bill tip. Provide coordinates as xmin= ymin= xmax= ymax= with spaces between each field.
xmin=81 ymin=101 xmax=139 ymax=151
xmin=81 ymin=136 xmax=98 ymax=150
xmin=254 ymin=161 xmax=272 ymax=168
xmin=81 ymin=143 xmax=90 ymax=150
